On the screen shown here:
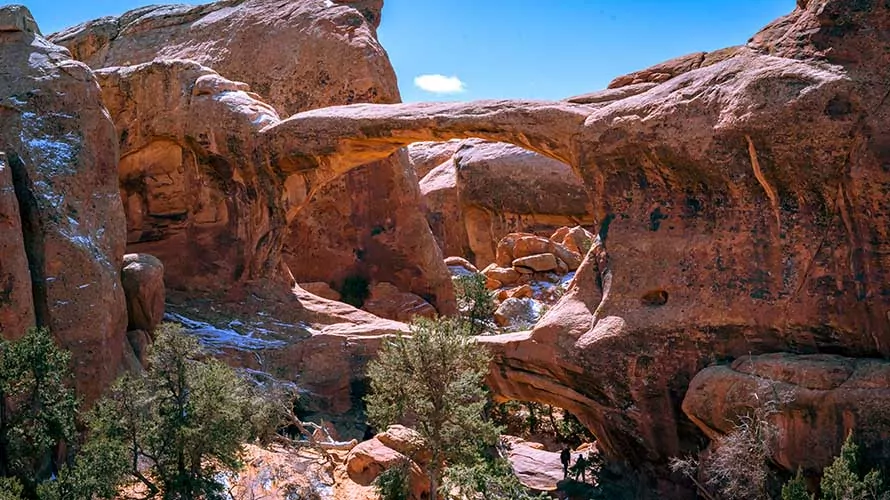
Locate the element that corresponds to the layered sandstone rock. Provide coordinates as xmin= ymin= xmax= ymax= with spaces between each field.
xmin=0 ymin=8 xmax=128 ymax=401
xmin=683 ymin=354 xmax=890 ymax=473
xmin=255 ymin=0 xmax=890 ymax=474
xmin=419 ymin=140 xmax=594 ymax=265
xmin=52 ymin=0 xmax=455 ymax=312
xmin=361 ymin=281 xmax=436 ymax=323
xmin=96 ymin=60 xmax=284 ymax=291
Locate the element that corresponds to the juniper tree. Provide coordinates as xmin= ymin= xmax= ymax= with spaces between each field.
xmin=365 ymin=317 xmax=499 ymax=500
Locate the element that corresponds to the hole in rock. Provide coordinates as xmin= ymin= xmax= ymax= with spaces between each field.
xmin=339 ymin=274 xmax=370 ymax=308
xmin=641 ymin=289 xmax=669 ymax=306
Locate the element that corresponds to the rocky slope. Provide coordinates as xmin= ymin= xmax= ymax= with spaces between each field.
xmin=0 ymin=9 xmax=128 ymax=402
xmin=50 ymin=0 xmax=455 ymax=312
xmin=252 ymin=0 xmax=890 ymax=476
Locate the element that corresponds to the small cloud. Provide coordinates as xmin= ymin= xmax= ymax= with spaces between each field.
xmin=413 ymin=74 xmax=466 ymax=94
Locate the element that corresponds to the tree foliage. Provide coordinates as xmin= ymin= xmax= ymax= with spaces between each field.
xmin=453 ymin=273 xmax=496 ymax=335
xmin=0 ymin=327 xmax=77 ymax=496
xmin=374 ymin=459 xmax=411 ymax=500
xmin=781 ymin=469 xmax=813 ymax=500
xmin=91 ymin=324 xmax=252 ymax=499
xmin=820 ymin=433 xmax=888 ymax=500
xmin=443 ymin=452 xmax=546 ymax=500
xmin=365 ymin=317 xmax=500 ymax=500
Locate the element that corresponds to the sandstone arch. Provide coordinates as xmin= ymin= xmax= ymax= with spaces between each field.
xmin=259 ymin=100 xmax=592 ymax=213
xmin=253 ymin=0 xmax=890 ymax=473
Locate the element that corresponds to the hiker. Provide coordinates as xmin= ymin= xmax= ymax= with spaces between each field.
xmin=570 ymin=453 xmax=588 ymax=482
xmin=560 ymin=448 xmax=571 ymax=479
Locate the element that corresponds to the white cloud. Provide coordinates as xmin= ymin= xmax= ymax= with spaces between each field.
xmin=413 ymin=74 xmax=466 ymax=94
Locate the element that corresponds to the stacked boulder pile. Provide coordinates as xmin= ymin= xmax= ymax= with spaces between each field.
xmin=450 ymin=226 xmax=595 ymax=330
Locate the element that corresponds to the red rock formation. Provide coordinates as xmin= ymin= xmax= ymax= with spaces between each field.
xmin=683 ymin=354 xmax=890 ymax=472
xmin=420 ymin=140 xmax=594 ymax=266
xmin=0 ymin=152 xmax=34 ymax=338
xmin=96 ymin=60 xmax=285 ymax=291
xmin=0 ymin=8 xmax=128 ymax=402
xmin=51 ymin=0 xmax=455 ymax=312
xmin=251 ymin=0 xmax=890 ymax=473
xmin=121 ymin=253 xmax=165 ymax=332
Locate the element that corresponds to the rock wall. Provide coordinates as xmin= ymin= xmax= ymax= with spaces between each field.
xmin=0 ymin=8 xmax=128 ymax=402
xmin=51 ymin=0 xmax=455 ymax=311
xmin=96 ymin=60 xmax=284 ymax=291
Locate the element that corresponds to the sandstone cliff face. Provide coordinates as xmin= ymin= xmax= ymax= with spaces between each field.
xmin=51 ymin=0 xmax=455 ymax=311
xmin=0 ymin=9 xmax=128 ymax=402
xmin=253 ymin=0 xmax=890 ymax=473
xmin=419 ymin=140 xmax=594 ymax=266
xmin=95 ymin=60 xmax=284 ymax=291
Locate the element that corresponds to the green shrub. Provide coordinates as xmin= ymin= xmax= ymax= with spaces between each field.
xmin=820 ymin=433 xmax=888 ymax=500
xmin=374 ymin=460 xmax=411 ymax=500
xmin=0 ymin=327 xmax=77 ymax=496
xmin=781 ymin=469 xmax=813 ymax=500
xmin=453 ymin=273 xmax=496 ymax=335
xmin=90 ymin=324 xmax=253 ymax=499
xmin=365 ymin=317 xmax=499 ymax=500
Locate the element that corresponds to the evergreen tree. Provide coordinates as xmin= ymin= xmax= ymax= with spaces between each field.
xmin=0 ymin=327 xmax=77 ymax=496
xmin=453 ymin=273 xmax=496 ymax=335
xmin=821 ymin=433 xmax=888 ymax=500
xmin=365 ymin=317 xmax=500 ymax=500
xmin=781 ymin=469 xmax=813 ymax=500
xmin=91 ymin=324 xmax=252 ymax=499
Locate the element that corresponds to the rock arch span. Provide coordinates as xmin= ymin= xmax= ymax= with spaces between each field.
xmin=254 ymin=3 xmax=890 ymax=470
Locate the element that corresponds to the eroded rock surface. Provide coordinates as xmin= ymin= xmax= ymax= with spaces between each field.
xmin=421 ymin=140 xmax=594 ymax=265
xmin=0 ymin=8 xmax=128 ymax=401
xmin=97 ymin=60 xmax=284 ymax=291
xmin=255 ymin=0 xmax=890 ymax=474
xmin=121 ymin=253 xmax=165 ymax=332
xmin=52 ymin=0 xmax=455 ymax=312
xmin=683 ymin=354 xmax=890 ymax=473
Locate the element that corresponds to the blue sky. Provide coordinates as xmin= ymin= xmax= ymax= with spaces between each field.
xmin=30 ymin=0 xmax=795 ymax=102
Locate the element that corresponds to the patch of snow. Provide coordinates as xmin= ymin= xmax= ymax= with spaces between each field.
xmin=165 ymin=312 xmax=286 ymax=351
xmin=559 ymin=272 xmax=576 ymax=288
xmin=448 ymin=265 xmax=476 ymax=277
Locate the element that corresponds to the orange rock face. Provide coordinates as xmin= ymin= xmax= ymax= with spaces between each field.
xmin=419 ymin=140 xmax=594 ymax=266
xmin=683 ymin=354 xmax=890 ymax=473
xmin=361 ymin=282 xmax=437 ymax=323
xmin=0 ymin=8 xmax=128 ymax=402
xmin=0 ymin=152 xmax=34 ymax=338
xmin=345 ymin=432 xmax=430 ymax=500
xmin=51 ymin=0 xmax=455 ymax=313
xmin=96 ymin=60 xmax=284 ymax=291
xmin=121 ymin=253 xmax=165 ymax=332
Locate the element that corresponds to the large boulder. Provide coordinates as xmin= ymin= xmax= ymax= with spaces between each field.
xmin=683 ymin=354 xmax=890 ymax=473
xmin=361 ymin=281 xmax=437 ymax=323
xmin=0 ymin=7 xmax=128 ymax=402
xmin=346 ymin=435 xmax=430 ymax=500
xmin=121 ymin=253 xmax=165 ymax=332
xmin=51 ymin=0 xmax=456 ymax=313
xmin=419 ymin=139 xmax=595 ymax=265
